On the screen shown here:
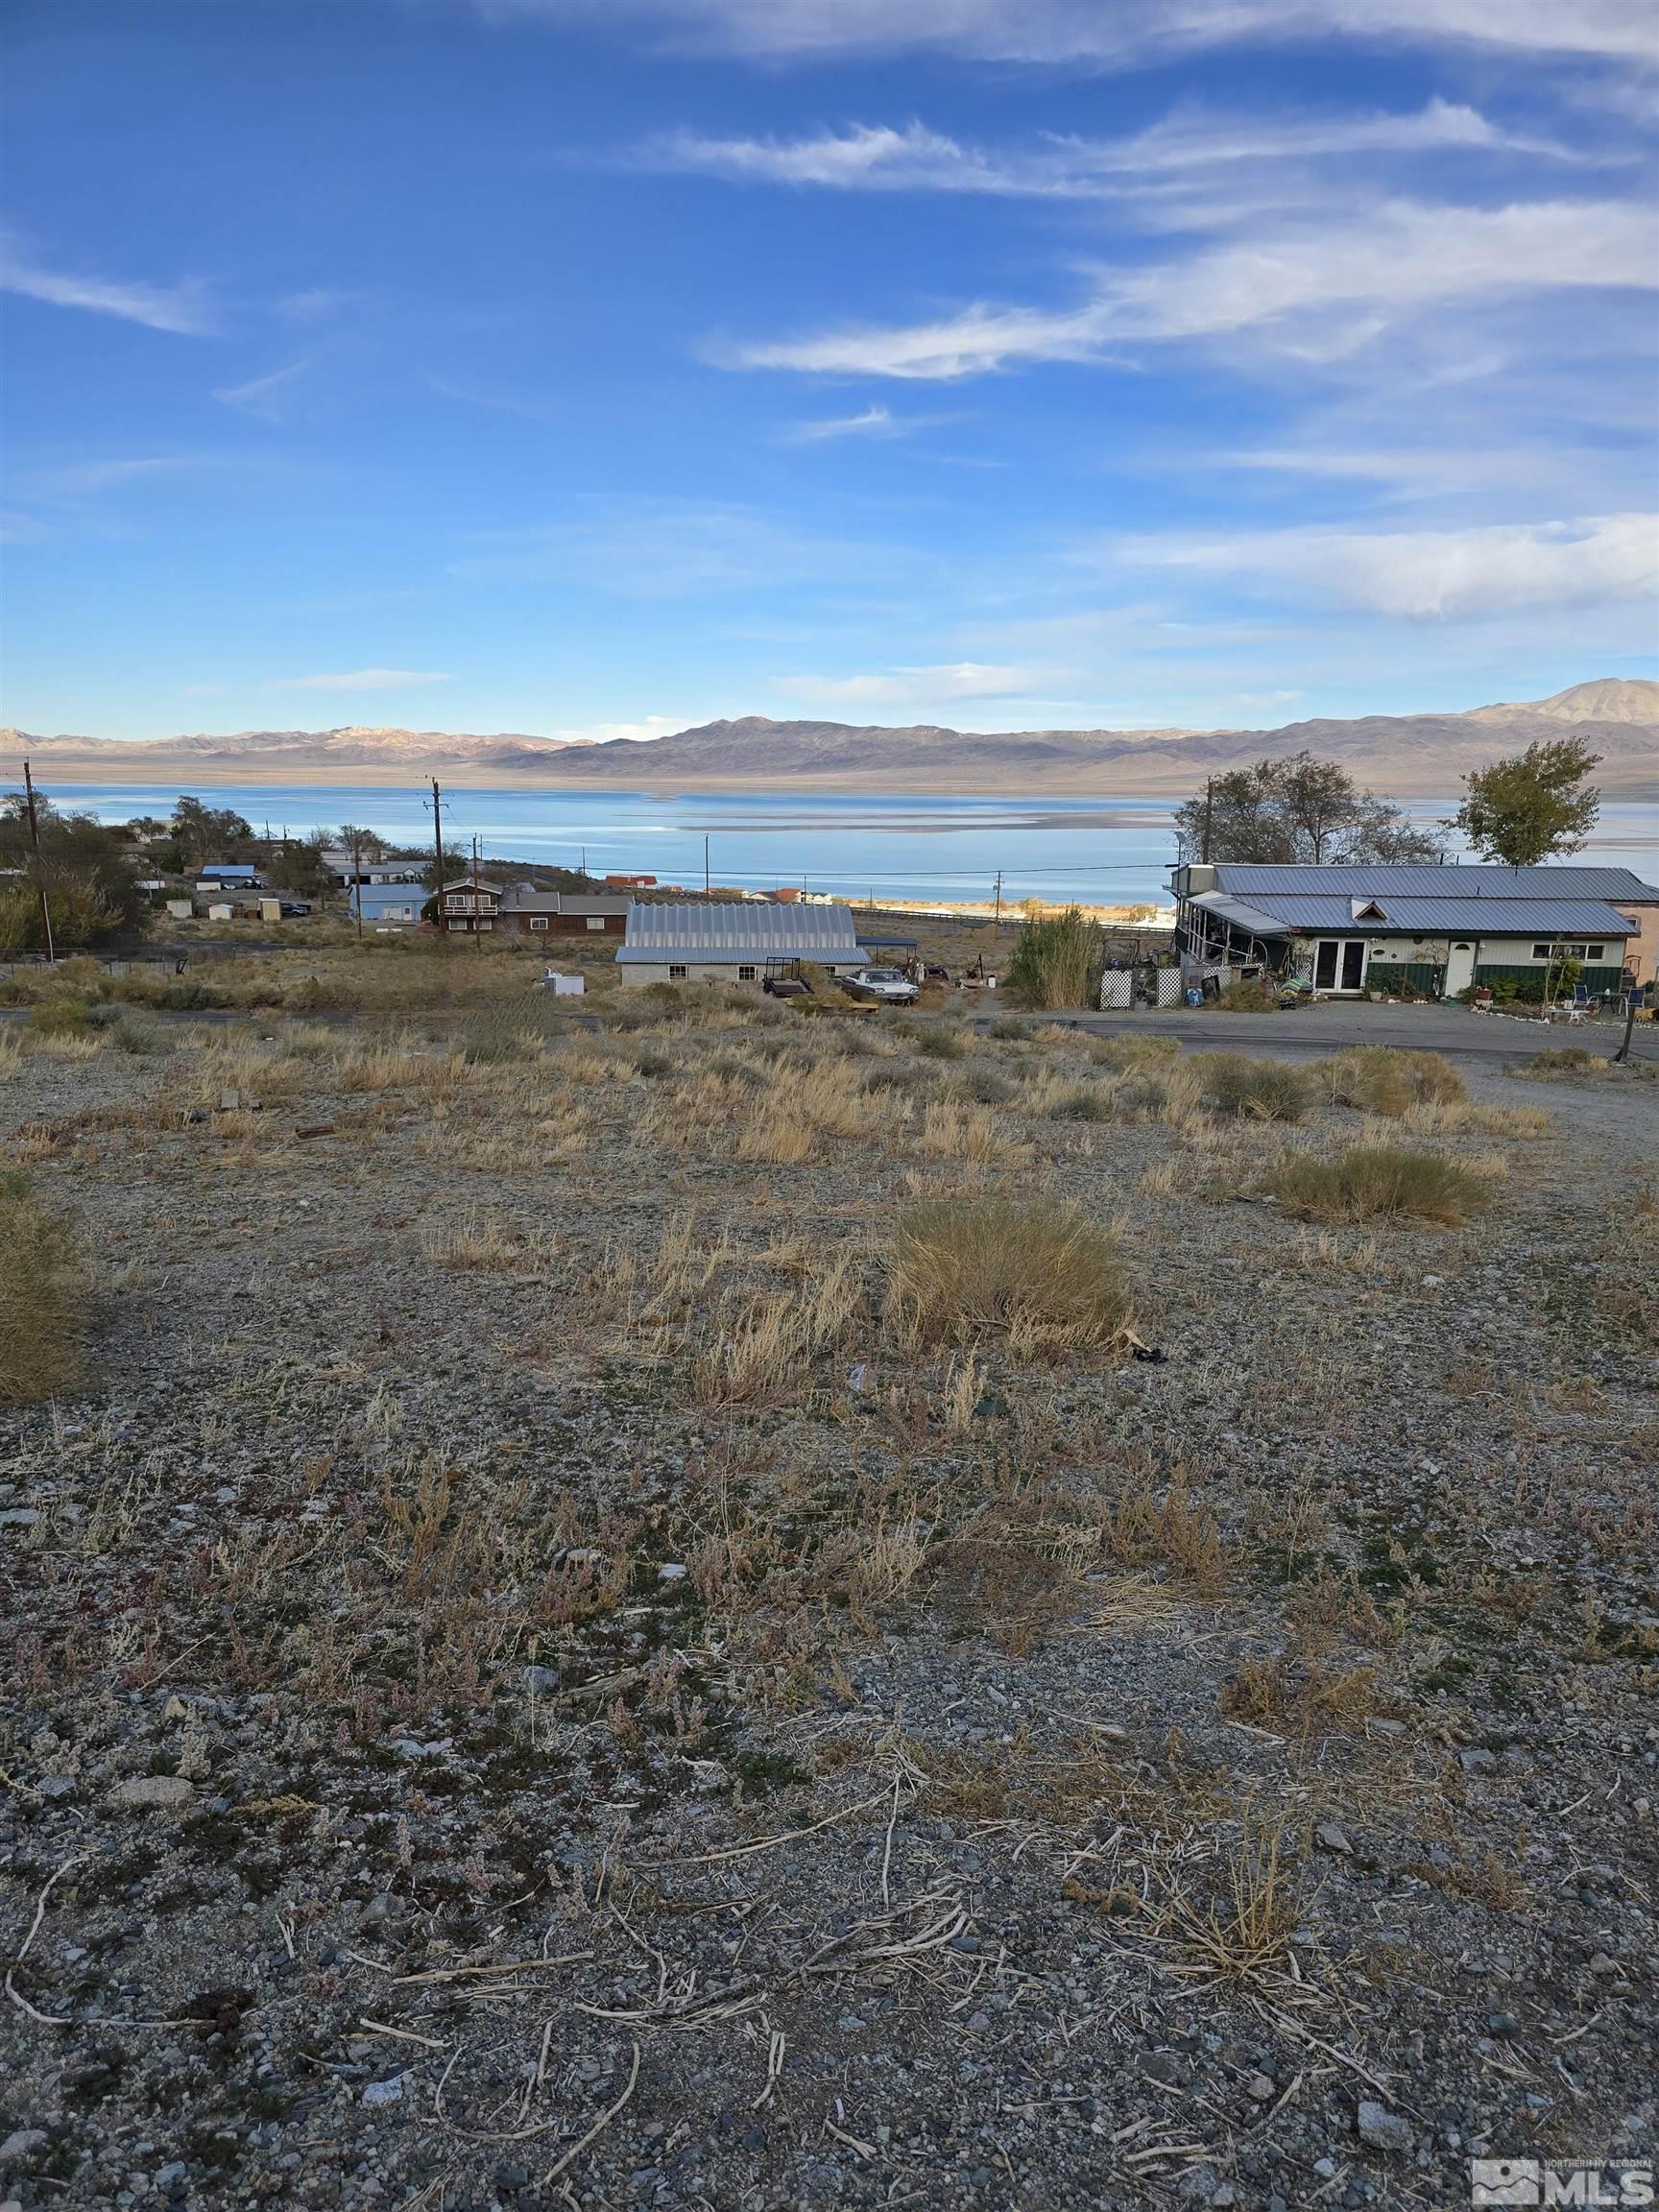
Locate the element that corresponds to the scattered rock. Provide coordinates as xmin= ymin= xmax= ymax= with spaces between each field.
xmin=1357 ymin=2102 xmax=1416 ymax=2154
xmin=0 ymin=2132 xmax=48 ymax=2171
xmin=108 ymin=1775 xmax=194 ymax=1812
xmin=362 ymin=2077 xmax=404 ymax=2106
xmin=1315 ymin=1822 xmax=1353 ymax=1856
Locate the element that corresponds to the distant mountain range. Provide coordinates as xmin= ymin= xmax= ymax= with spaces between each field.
xmin=6 ymin=678 xmax=1655 ymax=801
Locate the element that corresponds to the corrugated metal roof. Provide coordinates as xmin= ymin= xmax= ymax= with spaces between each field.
xmin=619 ymin=899 xmax=861 ymax=962
xmin=1210 ymin=863 xmax=1659 ymax=899
xmin=1192 ymin=892 xmax=1636 ymax=935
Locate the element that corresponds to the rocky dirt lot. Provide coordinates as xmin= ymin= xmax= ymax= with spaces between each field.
xmin=1 ymin=959 xmax=1655 ymax=2212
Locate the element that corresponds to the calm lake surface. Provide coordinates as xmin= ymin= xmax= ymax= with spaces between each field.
xmin=46 ymin=781 xmax=1659 ymax=907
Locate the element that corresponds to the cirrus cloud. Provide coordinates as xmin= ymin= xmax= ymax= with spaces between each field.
xmin=731 ymin=199 xmax=1658 ymax=378
xmin=1122 ymin=512 xmax=1659 ymax=620
xmin=270 ymin=669 xmax=455 ymax=692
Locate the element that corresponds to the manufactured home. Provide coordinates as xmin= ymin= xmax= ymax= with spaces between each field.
xmin=1171 ymin=863 xmax=1652 ymax=998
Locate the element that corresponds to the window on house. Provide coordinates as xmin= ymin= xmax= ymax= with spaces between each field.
xmin=478 ymin=919 xmax=493 ymax=932
xmin=586 ymin=915 xmax=606 ymax=931
xmin=668 ymin=963 xmax=687 ymax=979
xmin=1585 ymin=946 xmax=1604 ymax=960
xmin=737 ymin=964 xmax=757 ymax=981
xmin=530 ymin=915 xmax=548 ymax=931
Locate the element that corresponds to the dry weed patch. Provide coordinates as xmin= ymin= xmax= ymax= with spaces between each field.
xmin=0 ymin=1177 xmax=88 ymax=1402
xmin=1188 ymin=1052 xmax=1310 ymax=1121
xmin=1270 ymin=1144 xmax=1493 ymax=1225
xmin=1319 ymin=1046 xmax=1465 ymax=1117
xmin=888 ymin=1195 xmax=1131 ymax=1355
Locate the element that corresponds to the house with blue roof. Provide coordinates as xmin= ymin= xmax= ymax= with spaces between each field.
xmin=1170 ymin=862 xmax=1657 ymax=1000
xmin=349 ymin=881 xmax=429 ymax=927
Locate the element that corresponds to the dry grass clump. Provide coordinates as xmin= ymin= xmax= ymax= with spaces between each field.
xmin=1507 ymin=1046 xmax=1651 ymax=1083
xmin=1089 ymin=1034 xmax=1181 ymax=1070
xmin=1047 ymin=1083 xmax=1116 ymax=1123
xmin=888 ymin=1196 xmax=1131 ymax=1354
xmin=1189 ymin=1051 xmax=1310 ymax=1121
xmin=1320 ymin=1046 xmax=1466 ymax=1117
xmin=692 ymin=1252 xmax=862 ymax=1406
xmin=453 ymin=999 xmax=552 ymax=1065
xmin=1269 ymin=1143 xmax=1493 ymax=1225
xmin=914 ymin=1024 xmax=967 ymax=1061
xmin=0 ymin=1176 xmax=88 ymax=1403
xmin=26 ymin=994 xmax=93 ymax=1038
xmin=1213 ymin=977 xmax=1280 ymax=1013
xmin=918 ymin=1099 xmax=1003 ymax=1162
xmin=420 ymin=1212 xmax=556 ymax=1274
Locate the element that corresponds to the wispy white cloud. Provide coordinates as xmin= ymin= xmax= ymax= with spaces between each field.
xmin=1118 ymin=512 xmax=1659 ymax=620
xmin=521 ymin=0 xmax=1659 ymax=66
xmin=733 ymin=199 xmax=1658 ymax=378
xmin=18 ymin=456 xmax=211 ymax=503
xmin=276 ymin=288 xmax=358 ymax=322
xmin=212 ymin=359 xmax=312 ymax=420
xmin=0 ymin=234 xmax=211 ymax=335
xmin=449 ymin=496 xmax=902 ymax=599
xmin=641 ymin=101 xmax=1593 ymax=199
xmin=775 ymin=661 xmax=1051 ymax=705
xmin=270 ymin=669 xmax=454 ymax=692
xmin=782 ymin=402 xmax=909 ymax=442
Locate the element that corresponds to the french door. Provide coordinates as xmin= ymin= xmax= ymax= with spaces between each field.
xmin=1314 ymin=940 xmax=1366 ymax=991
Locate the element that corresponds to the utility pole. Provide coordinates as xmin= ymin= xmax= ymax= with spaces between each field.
xmin=22 ymin=760 xmax=55 ymax=964
xmin=993 ymin=870 xmax=1003 ymax=932
xmin=430 ymin=779 xmax=447 ymax=944
xmin=1201 ymin=777 xmax=1214 ymax=865
xmin=349 ymin=826 xmax=365 ymax=942
xmin=704 ymin=835 xmax=710 ymax=898
xmin=472 ymin=834 xmax=484 ymax=952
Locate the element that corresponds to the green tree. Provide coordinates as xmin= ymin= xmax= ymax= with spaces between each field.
xmin=264 ymin=834 xmax=334 ymax=900
xmin=1176 ymin=753 xmax=1440 ymax=866
xmin=1450 ymin=737 xmax=1601 ymax=868
xmin=171 ymin=795 xmax=254 ymax=868
xmin=334 ymin=823 xmax=388 ymax=864
xmin=0 ymin=792 xmax=147 ymax=949
xmin=421 ymin=846 xmax=469 ymax=891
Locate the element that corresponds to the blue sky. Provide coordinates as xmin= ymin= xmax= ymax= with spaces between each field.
xmin=3 ymin=0 xmax=1656 ymax=745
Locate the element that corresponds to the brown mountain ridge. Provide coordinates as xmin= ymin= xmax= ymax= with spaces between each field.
xmin=5 ymin=679 xmax=1654 ymax=801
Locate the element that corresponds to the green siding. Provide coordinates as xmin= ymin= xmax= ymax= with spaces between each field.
xmin=1368 ymin=962 xmax=1442 ymax=996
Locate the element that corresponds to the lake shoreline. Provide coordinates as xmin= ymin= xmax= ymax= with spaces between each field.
xmin=18 ymin=755 xmax=1654 ymax=804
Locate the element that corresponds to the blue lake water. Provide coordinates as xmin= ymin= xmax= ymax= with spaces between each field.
xmin=40 ymin=780 xmax=1659 ymax=907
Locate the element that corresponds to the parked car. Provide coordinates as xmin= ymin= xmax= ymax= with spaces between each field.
xmin=278 ymin=901 xmax=313 ymax=918
xmin=840 ymin=966 xmax=920 ymax=1005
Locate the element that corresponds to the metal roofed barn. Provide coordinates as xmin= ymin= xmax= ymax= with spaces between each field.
xmin=616 ymin=899 xmax=863 ymax=987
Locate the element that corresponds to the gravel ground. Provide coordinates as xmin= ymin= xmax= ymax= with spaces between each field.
xmin=1 ymin=983 xmax=1655 ymax=2212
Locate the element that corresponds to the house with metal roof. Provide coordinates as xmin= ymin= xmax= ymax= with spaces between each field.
xmin=349 ymin=881 xmax=429 ymax=926
xmin=616 ymin=899 xmax=864 ymax=987
xmin=1169 ymin=861 xmax=1651 ymax=999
